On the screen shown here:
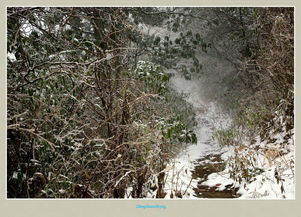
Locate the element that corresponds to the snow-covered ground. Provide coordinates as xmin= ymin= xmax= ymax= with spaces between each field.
xmin=138 ymin=22 xmax=295 ymax=200
xmin=163 ymin=72 xmax=232 ymax=199
xmin=203 ymin=128 xmax=295 ymax=199
xmin=163 ymin=72 xmax=295 ymax=199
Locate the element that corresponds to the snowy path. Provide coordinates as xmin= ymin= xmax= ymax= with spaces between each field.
xmin=163 ymin=72 xmax=234 ymax=199
xmin=141 ymin=24 xmax=294 ymax=200
xmin=163 ymin=72 xmax=295 ymax=199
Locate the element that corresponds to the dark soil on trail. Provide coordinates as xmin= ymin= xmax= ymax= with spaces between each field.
xmin=191 ymin=154 xmax=241 ymax=198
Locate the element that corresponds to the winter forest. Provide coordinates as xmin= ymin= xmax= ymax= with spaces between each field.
xmin=7 ymin=7 xmax=294 ymax=199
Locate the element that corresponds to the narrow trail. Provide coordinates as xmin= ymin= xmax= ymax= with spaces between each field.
xmin=143 ymin=24 xmax=241 ymax=198
xmin=164 ymin=72 xmax=240 ymax=199
xmin=142 ymin=17 xmax=294 ymax=200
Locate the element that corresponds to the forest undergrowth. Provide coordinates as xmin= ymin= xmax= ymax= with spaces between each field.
xmin=210 ymin=8 xmax=294 ymax=198
xmin=7 ymin=7 xmax=294 ymax=199
xmin=7 ymin=7 xmax=197 ymax=198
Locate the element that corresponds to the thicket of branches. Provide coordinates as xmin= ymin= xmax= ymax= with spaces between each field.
xmin=205 ymin=8 xmax=294 ymax=185
xmin=7 ymin=7 xmax=294 ymax=198
xmin=7 ymin=7 xmax=197 ymax=198
xmin=208 ymin=8 xmax=294 ymax=139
